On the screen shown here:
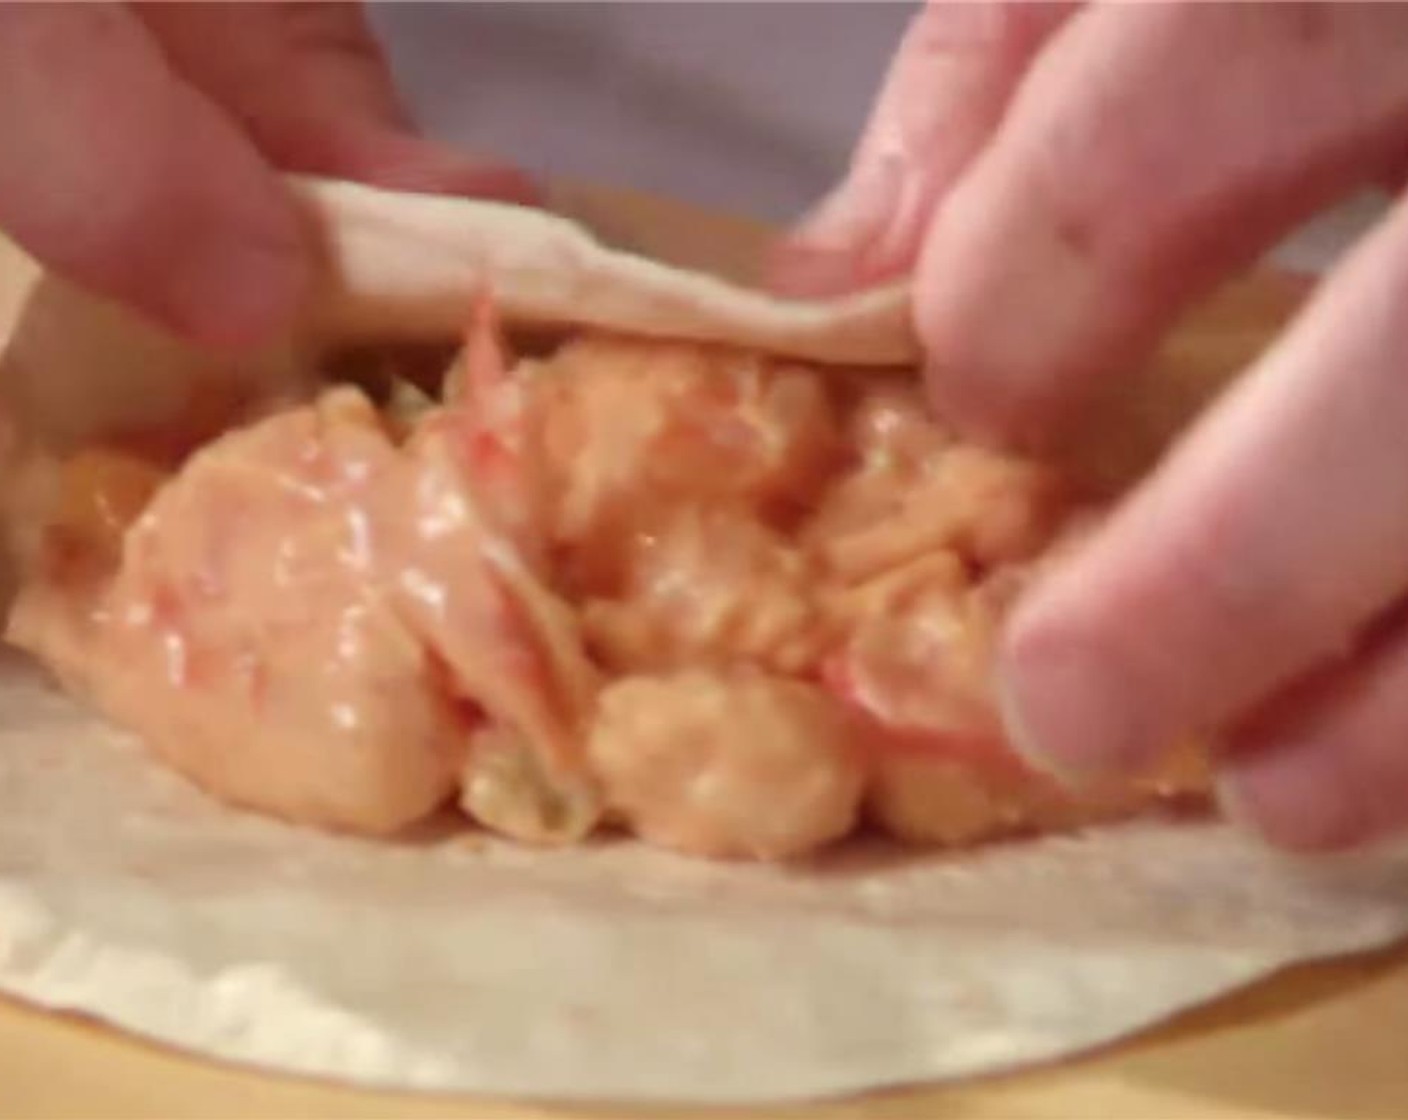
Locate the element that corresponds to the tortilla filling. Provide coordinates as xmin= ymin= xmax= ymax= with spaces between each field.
xmin=5 ymin=301 xmax=1206 ymax=860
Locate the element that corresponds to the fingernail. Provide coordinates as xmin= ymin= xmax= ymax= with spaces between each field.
xmin=1216 ymin=742 xmax=1363 ymax=852
xmin=997 ymin=621 xmax=1156 ymax=784
xmin=764 ymin=242 xmax=867 ymax=299
xmin=914 ymin=191 xmax=1096 ymax=443
xmin=379 ymin=151 xmax=542 ymax=205
xmin=161 ymin=227 xmax=308 ymax=352
xmin=307 ymin=127 xmax=543 ymax=206
xmin=766 ymin=158 xmax=903 ymax=298
xmin=791 ymin=179 xmax=870 ymax=250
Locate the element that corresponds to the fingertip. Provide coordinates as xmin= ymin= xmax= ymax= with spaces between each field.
xmin=912 ymin=187 xmax=1107 ymax=447
xmin=446 ymin=164 xmax=543 ymax=207
xmin=149 ymin=219 xmax=310 ymax=352
xmin=920 ymin=354 xmax=1057 ymax=454
xmin=773 ymin=0 xmax=1074 ymax=307
xmin=111 ymin=103 xmax=314 ymax=351
xmin=143 ymin=3 xmax=544 ymax=209
xmin=264 ymin=124 xmax=544 ymax=207
xmin=995 ymin=663 xmax=1096 ymax=790
xmin=995 ymin=588 xmax=1167 ymax=783
xmin=762 ymin=241 xmax=868 ymax=300
xmin=350 ymin=144 xmax=543 ymax=207
xmin=1213 ymin=747 xmax=1365 ymax=853
xmin=0 ymin=4 xmax=312 ymax=352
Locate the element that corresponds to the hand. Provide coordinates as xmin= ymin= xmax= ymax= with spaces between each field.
xmin=776 ymin=2 xmax=1408 ymax=852
xmin=0 ymin=3 xmax=535 ymax=350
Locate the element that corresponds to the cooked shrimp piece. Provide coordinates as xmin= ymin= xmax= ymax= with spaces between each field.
xmin=19 ymin=447 xmax=166 ymax=597
xmin=8 ymin=306 xmax=1168 ymax=858
xmin=394 ymin=415 xmax=602 ymax=800
xmin=825 ymin=555 xmax=1052 ymax=847
xmin=845 ymin=380 xmax=953 ymax=473
xmin=13 ymin=381 xmax=604 ymax=839
xmin=824 ymin=549 xmax=968 ymax=626
xmin=6 ymin=448 xmax=168 ymax=694
xmin=794 ymin=382 xmax=949 ymax=550
xmin=430 ymin=293 xmax=544 ymax=551
xmin=808 ymin=440 xmax=1065 ymax=583
xmin=867 ymin=748 xmax=1036 ymax=846
xmin=825 ymin=562 xmax=1005 ymax=740
xmin=588 ymin=670 xmax=864 ymax=860
xmin=81 ymin=390 xmax=468 ymax=834
xmin=49 ymin=449 xmax=166 ymax=563
xmin=869 ymin=735 xmax=1212 ymax=846
xmin=581 ymin=506 xmax=825 ymax=677
xmin=525 ymin=336 xmax=842 ymax=581
xmin=443 ymin=290 xmax=514 ymax=413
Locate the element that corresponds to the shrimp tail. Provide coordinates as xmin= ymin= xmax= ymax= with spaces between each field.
xmin=446 ymin=285 xmax=511 ymax=409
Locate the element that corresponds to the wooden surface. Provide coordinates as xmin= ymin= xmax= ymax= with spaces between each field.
xmin=3 ymin=189 xmax=1408 ymax=1119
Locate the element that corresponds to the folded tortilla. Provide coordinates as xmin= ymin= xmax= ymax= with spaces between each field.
xmin=2 ymin=180 xmax=1407 ymax=1104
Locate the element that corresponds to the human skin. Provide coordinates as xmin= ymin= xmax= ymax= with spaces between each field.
xmin=0 ymin=2 xmax=535 ymax=350
xmin=774 ymin=1 xmax=1408 ymax=852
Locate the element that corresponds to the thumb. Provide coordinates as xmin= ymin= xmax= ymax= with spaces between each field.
xmin=138 ymin=2 xmax=539 ymax=205
xmin=0 ymin=4 xmax=307 ymax=349
xmin=768 ymin=1 xmax=1076 ymax=298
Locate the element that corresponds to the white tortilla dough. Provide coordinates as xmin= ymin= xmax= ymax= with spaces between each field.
xmin=294 ymin=177 xmax=917 ymax=366
xmin=0 ymin=177 xmax=911 ymax=456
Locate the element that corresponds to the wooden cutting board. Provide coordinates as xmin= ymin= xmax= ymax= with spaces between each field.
xmin=3 ymin=188 xmax=1408 ymax=1120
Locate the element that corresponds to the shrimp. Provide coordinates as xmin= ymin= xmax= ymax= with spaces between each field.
xmin=6 ymin=447 xmax=168 ymax=695
xmin=76 ymin=390 xmax=469 ymax=834
xmin=841 ymin=549 xmax=1210 ymax=846
xmin=27 ymin=383 xmax=602 ymax=839
xmin=523 ymin=335 xmax=843 ymax=588
xmin=580 ymin=506 xmax=826 ymax=677
xmin=33 ymin=447 xmax=166 ymax=585
xmin=10 ymin=303 xmax=1195 ymax=858
xmin=405 ymin=304 xmax=605 ymax=828
xmin=807 ymin=442 xmax=1066 ymax=584
xmin=843 ymin=380 xmax=954 ymax=475
xmin=821 ymin=548 xmax=1068 ymax=846
xmin=430 ymin=290 xmax=543 ymax=551
xmin=588 ymin=670 xmax=864 ymax=860
xmin=822 ymin=554 xmax=1001 ymax=739
xmin=394 ymin=416 xmax=603 ymax=817
xmin=868 ymin=734 xmax=1212 ymax=846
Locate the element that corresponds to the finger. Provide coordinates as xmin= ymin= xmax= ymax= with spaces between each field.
xmin=1218 ymin=609 xmax=1408 ymax=852
xmin=769 ymin=0 xmax=1076 ymax=297
xmin=0 ymin=4 xmax=306 ymax=348
xmin=998 ymin=189 xmax=1408 ymax=782
xmin=915 ymin=3 xmax=1408 ymax=444
xmin=136 ymin=2 xmax=538 ymax=204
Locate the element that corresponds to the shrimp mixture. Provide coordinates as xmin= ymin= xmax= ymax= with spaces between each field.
xmin=6 ymin=311 xmax=1205 ymax=860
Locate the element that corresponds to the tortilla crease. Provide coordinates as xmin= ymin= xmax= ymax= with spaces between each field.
xmin=4 ymin=180 xmax=1408 ymax=1105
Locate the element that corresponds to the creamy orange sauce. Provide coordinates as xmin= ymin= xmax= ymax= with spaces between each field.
xmin=5 ymin=318 xmax=1203 ymax=859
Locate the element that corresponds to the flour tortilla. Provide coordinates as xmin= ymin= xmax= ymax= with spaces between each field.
xmin=0 ymin=176 xmax=912 ymax=458
xmin=296 ymin=177 xmax=917 ymax=365
xmin=3 ymin=181 xmax=1406 ymax=1105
